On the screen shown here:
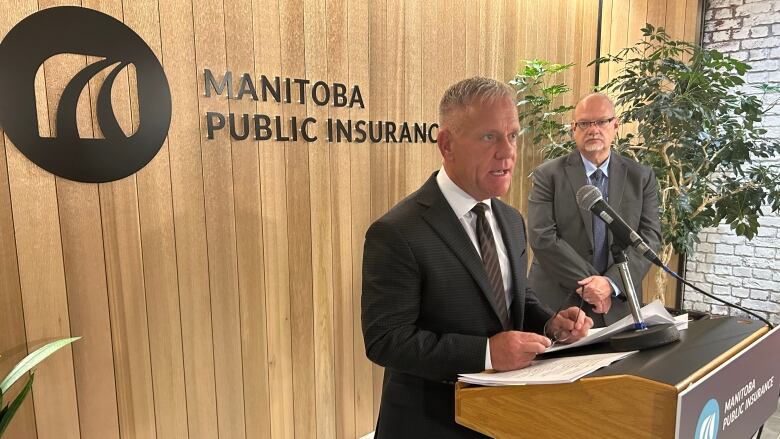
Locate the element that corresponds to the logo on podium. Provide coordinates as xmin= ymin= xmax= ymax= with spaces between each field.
xmin=0 ymin=6 xmax=171 ymax=183
xmin=695 ymin=398 xmax=720 ymax=439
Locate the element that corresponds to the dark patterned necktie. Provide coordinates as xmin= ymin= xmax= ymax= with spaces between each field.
xmin=591 ymin=169 xmax=609 ymax=273
xmin=471 ymin=203 xmax=511 ymax=330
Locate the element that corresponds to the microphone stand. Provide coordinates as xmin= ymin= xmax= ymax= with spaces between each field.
xmin=608 ymin=242 xmax=681 ymax=351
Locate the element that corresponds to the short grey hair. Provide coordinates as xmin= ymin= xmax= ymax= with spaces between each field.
xmin=438 ymin=76 xmax=515 ymax=125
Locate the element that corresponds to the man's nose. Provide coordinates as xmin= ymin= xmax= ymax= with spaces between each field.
xmin=495 ymin=136 xmax=516 ymax=158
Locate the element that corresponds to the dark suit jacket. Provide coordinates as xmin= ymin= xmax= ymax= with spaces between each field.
xmin=527 ymin=150 xmax=662 ymax=326
xmin=361 ymin=172 xmax=554 ymax=438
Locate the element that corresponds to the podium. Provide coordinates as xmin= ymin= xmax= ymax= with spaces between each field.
xmin=455 ymin=317 xmax=780 ymax=438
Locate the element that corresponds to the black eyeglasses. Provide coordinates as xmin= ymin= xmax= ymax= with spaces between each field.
xmin=572 ymin=117 xmax=615 ymax=130
xmin=543 ymin=288 xmax=585 ymax=348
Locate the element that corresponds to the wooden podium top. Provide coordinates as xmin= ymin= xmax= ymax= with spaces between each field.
xmin=455 ymin=317 xmax=769 ymax=438
xmin=584 ymin=317 xmax=767 ymax=389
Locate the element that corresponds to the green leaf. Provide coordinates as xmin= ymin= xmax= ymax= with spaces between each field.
xmin=0 ymin=374 xmax=35 ymax=437
xmin=0 ymin=337 xmax=80 ymax=394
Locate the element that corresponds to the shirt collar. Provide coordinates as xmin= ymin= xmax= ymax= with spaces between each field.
xmin=436 ymin=167 xmax=492 ymax=219
xmin=580 ymin=152 xmax=611 ymax=178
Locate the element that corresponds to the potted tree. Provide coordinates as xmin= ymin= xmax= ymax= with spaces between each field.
xmin=512 ymin=25 xmax=780 ymax=304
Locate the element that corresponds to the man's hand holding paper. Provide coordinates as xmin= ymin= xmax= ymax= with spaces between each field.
xmin=488 ymin=331 xmax=551 ymax=372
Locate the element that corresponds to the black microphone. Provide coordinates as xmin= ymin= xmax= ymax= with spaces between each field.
xmin=577 ymin=186 xmax=774 ymax=330
xmin=576 ymin=185 xmax=663 ymax=267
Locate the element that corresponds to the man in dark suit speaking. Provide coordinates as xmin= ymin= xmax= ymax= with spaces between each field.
xmin=527 ymin=93 xmax=662 ymax=327
xmin=361 ymin=77 xmax=593 ymax=438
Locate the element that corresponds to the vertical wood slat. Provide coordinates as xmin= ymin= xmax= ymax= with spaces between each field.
xmin=326 ymin=0 xmax=358 ymax=437
xmin=664 ymin=0 xmax=688 ymax=41
xmin=122 ymin=2 xmax=191 ymax=439
xmin=684 ymin=0 xmax=703 ymax=44
xmin=223 ymin=0 xmax=274 ymax=437
xmin=422 ymin=0 xmax=443 ymax=176
xmin=367 ymin=0 xmax=388 ymax=426
xmin=158 ymin=0 xmax=221 ymax=437
xmin=647 ymin=0 xmax=668 ymax=29
xmin=6 ymin=144 xmax=81 ymax=439
xmin=251 ymin=0 xmax=296 ymax=437
xmin=483 ymin=0 xmax=504 ymax=79
xmin=386 ymin=0 xmax=405 ymax=207
xmin=302 ymin=0 xmax=338 ymax=438
xmin=607 ymin=0 xmax=630 ymax=86
xmin=0 ymin=136 xmax=37 ymax=439
xmin=100 ymin=178 xmax=156 ymax=439
xmin=514 ymin=0 xmax=539 ymax=214
xmin=349 ymin=0 xmax=374 ymax=436
xmin=77 ymin=0 xmax=157 ymax=435
xmin=8 ymin=1 xmax=81 ymax=438
xmin=86 ymin=1 xmax=157 ymax=429
xmin=580 ymin=0 xmax=599 ymax=94
xmin=598 ymin=0 xmax=615 ymax=85
xmin=6 ymin=47 xmax=80 ymax=439
xmin=503 ymin=0 xmax=518 ymax=87
xmin=628 ymin=0 xmax=650 ymax=49
xmin=57 ymin=176 xmax=120 ymax=439
xmin=404 ymin=0 xmax=422 ymax=193
xmin=451 ymin=0 xmax=467 ymax=81
xmin=508 ymin=0 xmax=529 ymax=211
xmin=53 ymin=2 xmax=122 ymax=439
xmin=277 ymin=1 xmax=317 ymax=438
xmin=464 ymin=0 xmax=480 ymax=76
xmin=0 ymin=3 xmax=38 ymax=439
xmin=192 ymin=0 xmax=248 ymax=438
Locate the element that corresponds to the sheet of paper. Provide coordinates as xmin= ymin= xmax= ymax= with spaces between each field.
xmin=458 ymin=351 xmax=637 ymax=386
xmin=545 ymin=299 xmax=680 ymax=353
xmin=674 ymin=313 xmax=689 ymax=330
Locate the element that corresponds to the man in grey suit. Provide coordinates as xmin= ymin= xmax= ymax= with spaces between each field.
xmin=527 ymin=93 xmax=662 ymax=327
xmin=361 ymin=77 xmax=593 ymax=438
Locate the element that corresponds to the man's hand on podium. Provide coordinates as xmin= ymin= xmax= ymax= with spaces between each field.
xmin=488 ymin=331 xmax=551 ymax=372
xmin=546 ymin=307 xmax=594 ymax=344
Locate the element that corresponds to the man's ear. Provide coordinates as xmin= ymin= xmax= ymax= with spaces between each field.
xmin=437 ymin=128 xmax=453 ymax=161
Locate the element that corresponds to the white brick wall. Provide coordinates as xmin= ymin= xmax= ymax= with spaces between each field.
xmin=683 ymin=0 xmax=780 ymax=325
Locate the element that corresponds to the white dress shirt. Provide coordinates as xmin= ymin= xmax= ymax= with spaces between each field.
xmin=436 ymin=167 xmax=512 ymax=369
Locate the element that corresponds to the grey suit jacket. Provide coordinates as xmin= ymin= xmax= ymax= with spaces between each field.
xmin=527 ymin=150 xmax=662 ymax=326
xmin=362 ymin=172 xmax=554 ymax=438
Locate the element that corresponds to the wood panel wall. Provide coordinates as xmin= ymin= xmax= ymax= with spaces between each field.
xmin=0 ymin=1 xmax=700 ymax=438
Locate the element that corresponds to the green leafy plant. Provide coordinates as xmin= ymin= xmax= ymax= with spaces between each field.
xmin=513 ymin=24 xmax=780 ymax=302
xmin=510 ymin=59 xmax=575 ymax=158
xmin=0 ymin=337 xmax=80 ymax=437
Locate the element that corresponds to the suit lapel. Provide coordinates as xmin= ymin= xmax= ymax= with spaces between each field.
xmin=607 ymin=153 xmax=627 ymax=249
xmin=564 ymin=150 xmax=593 ymax=249
xmin=492 ymin=201 xmax=525 ymax=329
xmin=608 ymin=153 xmax=627 ymax=211
xmin=418 ymin=175 xmax=507 ymax=326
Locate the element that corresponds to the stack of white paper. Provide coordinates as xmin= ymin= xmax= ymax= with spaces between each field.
xmin=458 ymin=351 xmax=637 ymax=386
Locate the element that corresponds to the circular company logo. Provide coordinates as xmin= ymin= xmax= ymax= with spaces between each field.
xmin=0 ymin=7 xmax=171 ymax=183
xmin=695 ymin=399 xmax=720 ymax=439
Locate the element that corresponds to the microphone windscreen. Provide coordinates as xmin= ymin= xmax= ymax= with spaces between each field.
xmin=576 ymin=185 xmax=603 ymax=210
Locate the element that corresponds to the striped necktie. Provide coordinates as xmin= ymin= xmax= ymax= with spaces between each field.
xmin=471 ymin=203 xmax=511 ymax=330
